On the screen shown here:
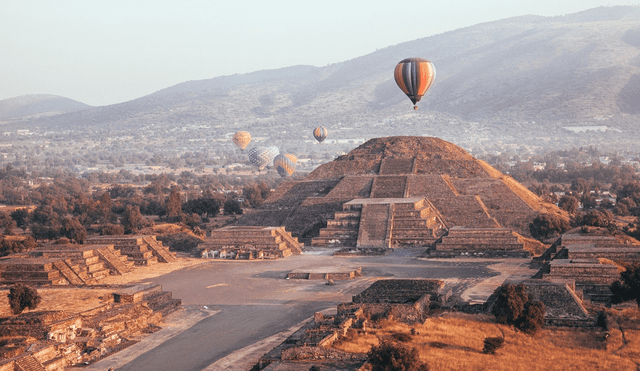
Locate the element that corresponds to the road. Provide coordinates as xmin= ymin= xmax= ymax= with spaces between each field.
xmin=103 ymin=248 xmax=531 ymax=371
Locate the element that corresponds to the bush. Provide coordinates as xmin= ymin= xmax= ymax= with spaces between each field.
xmin=367 ymin=341 xmax=428 ymax=371
xmin=8 ymin=284 xmax=41 ymax=315
xmin=101 ymin=224 xmax=124 ymax=235
xmin=482 ymin=337 xmax=504 ymax=354
xmin=516 ymin=301 xmax=546 ymax=334
xmin=611 ymin=261 xmax=640 ymax=307
xmin=491 ymin=283 xmax=545 ymax=334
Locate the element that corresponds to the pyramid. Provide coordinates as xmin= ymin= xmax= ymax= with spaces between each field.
xmin=236 ymin=136 xmax=565 ymax=250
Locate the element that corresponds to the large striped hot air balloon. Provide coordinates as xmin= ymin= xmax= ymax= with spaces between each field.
xmin=247 ymin=146 xmax=271 ymax=171
xmin=274 ymin=154 xmax=297 ymax=178
xmin=313 ymin=126 xmax=328 ymax=143
xmin=394 ymin=58 xmax=436 ymax=110
xmin=232 ymin=131 xmax=251 ymax=150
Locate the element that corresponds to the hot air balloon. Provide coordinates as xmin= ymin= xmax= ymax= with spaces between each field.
xmin=394 ymin=58 xmax=436 ymax=110
xmin=247 ymin=146 xmax=271 ymax=171
xmin=232 ymin=131 xmax=251 ymax=150
xmin=313 ymin=126 xmax=328 ymax=143
xmin=274 ymin=154 xmax=297 ymax=178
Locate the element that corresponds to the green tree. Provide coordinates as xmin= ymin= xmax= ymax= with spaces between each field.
xmin=122 ymin=205 xmax=144 ymax=234
xmin=8 ymin=284 xmax=41 ymax=315
xmin=165 ymin=187 xmax=183 ymax=219
xmin=558 ymin=195 xmax=579 ymax=213
xmin=611 ymin=261 xmax=640 ymax=307
xmin=367 ymin=341 xmax=429 ymax=371
xmin=529 ymin=213 xmax=569 ymax=239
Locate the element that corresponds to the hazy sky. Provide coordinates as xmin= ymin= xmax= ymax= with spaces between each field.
xmin=0 ymin=0 xmax=634 ymax=106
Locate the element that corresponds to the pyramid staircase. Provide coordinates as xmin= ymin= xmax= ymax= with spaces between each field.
xmin=0 ymin=259 xmax=65 ymax=285
xmin=388 ymin=199 xmax=446 ymax=247
xmin=14 ymin=355 xmax=46 ymax=371
xmin=203 ymin=226 xmax=304 ymax=259
xmin=37 ymin=246 xmax=116 ymax=284
xmin=85 ymin=236 xmax=167 ymax=266
xmin=429 ymin=227 xmax=530 ymax=258
xmin=311 ymin=203 xmax=362 ymax=247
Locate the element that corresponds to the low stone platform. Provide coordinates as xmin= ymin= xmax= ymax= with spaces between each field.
xmin=0 ymin=258 xmax=65 ymax=285
xmin=286 ymin=267 xmax=362 ymax=280
xmin=201 ymin=226 xmax=304 ymax=259
xmin=428 ymin=226 xmax=530 ymax=258
xmin=542 ymin=259 xmax=620 ymax=304
xmin=85 ymin=235 xmax=175 ymax=266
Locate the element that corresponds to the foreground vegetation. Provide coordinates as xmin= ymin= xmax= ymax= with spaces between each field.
xmin=334 ymin=313 xmax=639 ymax=371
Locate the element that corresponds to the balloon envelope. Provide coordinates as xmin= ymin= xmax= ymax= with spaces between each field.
xmin=313 ymin=126 xmax=328 ymax=143
xmin=232 ymin=131 xmax=251 ymax=150
xmin=247 ymin=146 xmax=271 ymax=170
xmin=274 ymin=154 xmax=297 ymax=177
xmin=394 ymin=58 xmax=436 ymax=109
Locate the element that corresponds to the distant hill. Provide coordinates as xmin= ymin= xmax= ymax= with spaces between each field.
xmin=0 ymin=94 xmax=91 ymax=119
xmin=4 ymin=6 xmax=640 ymax=146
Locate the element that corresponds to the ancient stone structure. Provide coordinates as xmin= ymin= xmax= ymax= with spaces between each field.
xmin=0 ymin=284 xmax=180 ymax=370
xmin=85 ymin=235 xmax=176 ymax=266
xmin=200 ymin=226 xmax=303 ymax=259
xmin=236 ymin=137 xmax=562 ymax=258
xmin=286 ymin=267 xmax=362 ymax=280
xmin=429 ymin=227 xmax=530 ymax=258
xmin=0 ymin=259 xmax=65 ymax=286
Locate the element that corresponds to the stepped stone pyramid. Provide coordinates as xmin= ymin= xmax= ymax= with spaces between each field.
xmin=236 ymin=136 xmax=565 ymax=253
xmin=201 ymin=226 xmax=303 ymax=259
xmin=85 ymin=235 xmax=176 ymax=266
xmin=0 ymin=259 xmax=65 ymax=285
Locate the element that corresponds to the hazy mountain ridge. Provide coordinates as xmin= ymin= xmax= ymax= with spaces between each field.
xmin=2 ymin=6 xmax=639 ymax=140
xmin=0 ymin=94 xmax=92 ymax=119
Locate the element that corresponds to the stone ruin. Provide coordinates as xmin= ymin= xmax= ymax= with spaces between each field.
xmin=0 ymin=284 xmax=180 ymax=370
xmin=533 ymin=233 xmax=640 ymax=305
xmin=235 ymin=137 xmax=557 ymax=258
xmin=199 ymin=226 xmax=304 ymax=259
xmin=0 ymin=235 xmax=176 ymax=286
xmin=253 ymin=279 xmax=447 ymax=370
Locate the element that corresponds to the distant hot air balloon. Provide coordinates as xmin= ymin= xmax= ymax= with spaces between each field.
xmin=266 ymin=146 xmax=279 ymax=165
xmin=232 ymin=131 xmax=251 ymax=150
xmin=247 ymin=146 xmax=271 ymax=171
xmin=394 ymin=58 xmax=436 ymax=110
xmin=313 ymin=126 xmax=328 ymax=143
xmin=274 ymin=154 xmax=297 ymax=178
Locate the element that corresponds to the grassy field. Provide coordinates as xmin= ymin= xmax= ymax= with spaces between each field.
xmin=333 ymin=312 xmax=640 ymax=371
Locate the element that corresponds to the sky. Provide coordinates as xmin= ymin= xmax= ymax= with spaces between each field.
xmin=0 ymin=0 xmax=636 ymax=106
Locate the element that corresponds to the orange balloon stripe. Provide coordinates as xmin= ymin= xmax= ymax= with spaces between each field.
xmin=394 ymin=63 xmax=409 ymax=95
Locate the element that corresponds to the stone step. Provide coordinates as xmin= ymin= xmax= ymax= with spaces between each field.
xmin=391 ymin=238 xmax=438 ymax=246
xmin=440 ymin=236 xmax=521 ymax=244
xmin=53 ymin=260 xmax=86 ymax=285
xmin=392 ymin=228 xmax=437 ymax=238
xmin=311 ymin=237 xmax=357 ymax=246
xmin=143 ymin=237 xmax=177 ymax=263
xmin=327 ymin=219 xmax=360 ymax=227
xmin=392 ymin=219 xmax=428 ymax=228
xmin=435 ymin=243 xmax=524 ymax=251
xmin=318 ymin=229 xmax=359 ymax=238
xmin=129 ymin=256 xmax=159 ymax=266
xmin=446 ymin=229 xmax=514 ymax=237
xmin=429 ymin=250 xmax=531 ymax=258
xmin=0 ymin=270 xmax=61 ymax=279
xmin=96 ymin=247 xmax=133 ymax=275
xmin=15 ymin=355 xmax=46 ymax=371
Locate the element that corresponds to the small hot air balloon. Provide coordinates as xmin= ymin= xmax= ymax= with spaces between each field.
xmin=313 ymin=126 xmax=328 ymax=143
xmin=247 ymin=146 xmax=271 ymax=171
xmin=274 ymin=154 xmax=297 ymax=178
xmin=394 ymin=58 xmax=436 ymax=110
xmin=232 ymin=131 xmax=251 ymax=150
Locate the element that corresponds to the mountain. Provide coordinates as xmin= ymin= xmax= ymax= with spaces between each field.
xmin=0 ymin=94 xmax=91 ymax=119
xmin=3 ymin=6 xmax=640 ymax=151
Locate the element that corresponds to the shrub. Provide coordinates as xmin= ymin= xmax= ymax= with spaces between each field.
xmin=611 ymin=261 xmax=640 ymax=307
xmin=101 ymin=224 xmax=124 ymax=235
xmin=367 ymin=341 xmax=428 ymax=371
xmin=529 ymin=213 xmax=569 ymax=239
xmin=391 ymin=332 xmax=413 ymax=343
xmin=516 ymin=301 xmax=546 ymax=334
xmin=491 ymin=283 xmax=546 ymax=334
xmin=8 ymin=284 xmax=41 ymax=315
xmin=482 ymin=337 xmax=504 ymax=354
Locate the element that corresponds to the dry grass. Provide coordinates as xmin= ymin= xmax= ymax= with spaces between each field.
xmin=0 ymin=287 xmax=113 ymax=317
xmin=333 ymin=313 xmax=639 ymax=371
xmin=598 ymin=258 xmax=626 ymax=273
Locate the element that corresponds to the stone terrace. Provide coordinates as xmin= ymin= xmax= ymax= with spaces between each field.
xmin=0 ymin=258 xmax=65 ymax=286
xmin=429 ymin=227 xmax=529 ymax=258
xmin=85 ymin=235 xmax=176 ymax=266
xmin=201 ymin=226 xmax=303 ymax=259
